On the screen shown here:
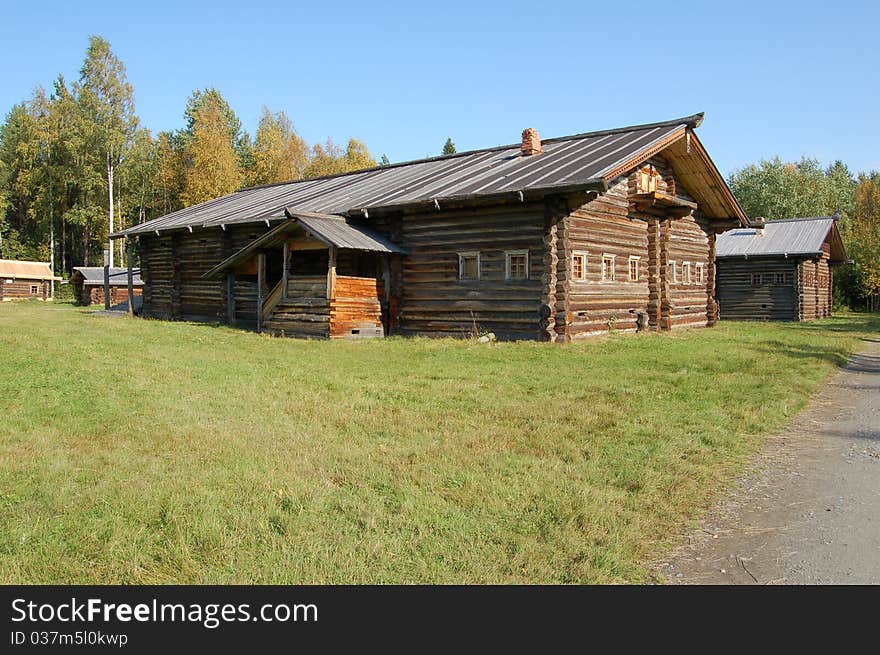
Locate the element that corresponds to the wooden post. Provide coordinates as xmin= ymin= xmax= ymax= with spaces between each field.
xmin=659 ymin=218 xmax=671 ymax=330
xmin=226 ymin=272 xmax=235 ymax=324
xmin=706 ymin=232 xmax=716 ymax=326
xmin=257 ymin=252 xmax=266 ymax=332
xmin=327 ymin=245 xmax=337 ymax=300
xmin=126 ymin=241 xmax=134 ymax=316
xmin=282 ymin=241 xmax=290 ymax=300
xmin=540 ymin=196 xmax=563 ymax=341
xmin=103 ymin=263 xmax=110 ymax=310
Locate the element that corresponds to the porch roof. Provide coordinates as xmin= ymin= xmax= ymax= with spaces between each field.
xmin=201 ymin=211 xmax=405 ymax=279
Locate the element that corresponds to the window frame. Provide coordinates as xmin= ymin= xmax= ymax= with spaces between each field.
xmin=457 ymin=251 xmax=481 ymax=281
xmin=638 ymin=166 xmax=658 ymax=193
xmin=682 ymin=261 xmax=692 ymax=285
xmin=628 ymin=256 xmax=640 ymax=282
xmin=751 ymin=272 xmax=762 ymax=287
xmin=775 ymin=272 xmax=786 ymax=284
xmin=668 ymin=260 xmax=678 ymax=283
xmin=30 ymin=284 xmax=38 ymax=295
xmin=504 ymin=249 xmax=529 ymax=281
xmin=601 ymin=253 xmax=616 ymax=282
xmin=571 ymin=251 xmax=588 ymax=281
xmin=695 ymin=262 xmax=705 ymax=285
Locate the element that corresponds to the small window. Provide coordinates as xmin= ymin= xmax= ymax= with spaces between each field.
xmin=30 ymin=284 xmax=39 ymax=295
xmin=628 ymin=256 xmax=640 ymax=282
xmin=458 ymin=252 xmax=480 ymax=281
xmin=572 ymin=252 xmax=587 ymax=281
xmin=695 ymin=263 xmax=705 ymax=285
xmin=775 ymin=272 xmax=785 ymax=284
xmin=505 ymin=250 xmax=529 ymax=280
xmin=682 ymin=262 xmax=692 ymax=285
xmin=638 ymin=166 xmax=658 ymax=193
xmin=668 ymin=261 xmax=677 ymax=283
xmin=601 ymin=254 xmax=616 ymax=281
xmin=751 ymin=273 xmax=762 ymax=286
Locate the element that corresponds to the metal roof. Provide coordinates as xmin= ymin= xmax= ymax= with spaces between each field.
xmin=290 ymin=212 xmax=406 ymax=253
xmin=202 ymin=212 xmax=406 ymax=279
xmin=72 ymin=267 xmax=143 ymax=286
xmin=716 ymin=217 xmax=841 ymax=259
xmin=0 ymin=259 xmax=60 ymax=281
xmin=114 ymin=114 xmax=711 ymax=238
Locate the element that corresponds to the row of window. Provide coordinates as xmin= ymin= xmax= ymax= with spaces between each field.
xmin=752 ymin=272 xmax=793 ymax=286
xmin=457 ymin=251 xmax=707 ymax=284
xmin=458 ymin=251 xmax=529 ymax=281
xmin=668 ymin=261 xmax=706 ymax=285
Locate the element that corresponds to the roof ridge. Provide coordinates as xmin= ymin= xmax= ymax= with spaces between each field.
xmin=236 ymin=113 xmax=705 ymax=193
xmin=765 ymin=216 xmax=835 ymax=224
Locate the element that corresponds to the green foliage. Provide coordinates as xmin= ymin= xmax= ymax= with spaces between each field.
xmin=442 ymin=137 xmax=456 ymax=155
xmin=1 ymin=303 xmax=877 ymax=583
xmin=181 ymin=96 xmax=242 ymax=206
xmin=728 ymin=157 xmax=855 ymax=222
xmin=727 ymin=157 xmax=880 ymax=306
xmin=250 ymin=107 xmax=309 ymax=186
xmin=848 ymin=173 xmax=880 ymax=297
xmin=303 ymin=137 xmax=377 ymax=179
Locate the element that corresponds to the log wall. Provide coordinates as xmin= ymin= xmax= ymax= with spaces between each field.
xmin=716 ymin=258 xmax=798 ymax=321
xmin=397 ymin=203 xmax=545 ymax=339
xmin=666 ymin=213 xmax=711 ymax=328
xmin=0 ymin=279 xmax=49 ymax=300
xmin=138 ymin=226 xmax=267 ymax=323
xmin=330 ymin=275 xmax=384 ymax=338
xmin=565 ymin=178 xmax=649 ymax=337
xmin=798 ymin=256 xmax=832 ymax=320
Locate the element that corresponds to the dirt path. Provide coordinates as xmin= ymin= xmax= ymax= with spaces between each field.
xmin=658 ymin=337 xmax=880 ymax=584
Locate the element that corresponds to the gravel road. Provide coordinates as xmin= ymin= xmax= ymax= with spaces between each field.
xmin=658 ymin=336 xmax=880 ymax=584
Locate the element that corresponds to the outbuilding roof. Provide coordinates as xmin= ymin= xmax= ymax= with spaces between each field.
xmin=72 ymin=267 xmax=143 ymax=286
xmin=113 ymin=113 xmax=747 ymax=239
xmin=716 ymin=217 xmax=847 ymax=262
xmin=0 ymin=259 xmax=61 ymax=281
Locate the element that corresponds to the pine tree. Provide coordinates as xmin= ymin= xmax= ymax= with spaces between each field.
xmin=181 ymin=96 xmax=242 ymax=206
xmin=442 ymin=138 xmax=456 ymax=155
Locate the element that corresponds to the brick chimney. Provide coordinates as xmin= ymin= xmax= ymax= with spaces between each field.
xmin=521 ymin=128 xmax=542 ymax=156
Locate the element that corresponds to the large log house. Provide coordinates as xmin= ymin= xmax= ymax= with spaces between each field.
xmin=111 ymin=113 xmax=748 ymax=340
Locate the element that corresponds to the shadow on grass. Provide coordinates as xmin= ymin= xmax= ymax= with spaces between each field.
xmin=757 ymin=340 xmax=859 ymax=368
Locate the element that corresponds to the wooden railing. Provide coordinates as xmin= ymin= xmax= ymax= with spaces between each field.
xmin=261 ymin=279 xmax=284 ymax=321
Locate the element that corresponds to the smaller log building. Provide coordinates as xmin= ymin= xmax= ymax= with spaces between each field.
xmin=0 ymin=260 xmax=60 ymax=301
xmin=715 ymin=216 xmax=847 ymax=321
xmin=70 ymin=267 xmax=144 ymax=306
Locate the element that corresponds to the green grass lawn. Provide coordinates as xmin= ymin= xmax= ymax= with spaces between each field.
xmin=1 ymin=301 xmax=877 ymax=584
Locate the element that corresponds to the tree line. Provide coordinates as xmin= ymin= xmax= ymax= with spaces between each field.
xmin=728 ymin=158 xmax=880 ymax=308
xmin=0 ymin=36 xmax=381 ymax=272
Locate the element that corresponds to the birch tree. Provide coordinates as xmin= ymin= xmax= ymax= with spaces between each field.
xmin=74 ymin=36 xmax=136 ymax=267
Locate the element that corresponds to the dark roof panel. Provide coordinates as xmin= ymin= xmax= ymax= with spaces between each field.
xmin=73 ymin=267 xmax=144 ymax=285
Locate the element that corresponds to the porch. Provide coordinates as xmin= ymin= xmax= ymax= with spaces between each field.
xmin=202 ymin=211 xmax=405 ymax=339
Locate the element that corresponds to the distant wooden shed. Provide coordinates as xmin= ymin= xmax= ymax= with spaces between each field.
xmin=0 ymin=259 xmax=60 ymax=301
xmin=70 ymin=267 xmax=143 ymax=306
xmin=715 ymin=217 xmax=847 ymax=321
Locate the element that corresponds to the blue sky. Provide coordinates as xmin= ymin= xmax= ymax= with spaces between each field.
xmin=2 ymin=0 xmax=878 ymax=176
